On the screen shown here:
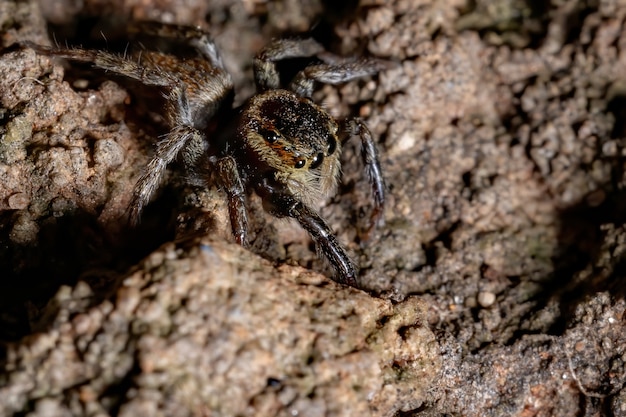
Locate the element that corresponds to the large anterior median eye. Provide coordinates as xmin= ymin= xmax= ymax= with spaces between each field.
xmin=260 ymin=128 xmax=280 ymax=143
xmin=310 ymin=152 xmax=324 ymax=169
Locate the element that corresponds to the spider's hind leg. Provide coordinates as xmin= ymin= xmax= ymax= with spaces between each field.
xmin=128 ymin=21 xmax=227 ymax=70
xmin=128 ymin=81 xmax=208 ymax=225
xmin=26 ymin=42 xmax=233 ymax=226
xmin=25 ymin=43 xmax=174 ymax=87
xmin=129 ymin=124 xmax=201 ymax=225
xmin=24 ymin=44 xmax=197 ymax=223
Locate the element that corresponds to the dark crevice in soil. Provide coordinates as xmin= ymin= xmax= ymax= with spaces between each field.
xmin=549 ymin=191 xmax=626 ymax=335
xmin=0 ymin=187 xmax=178 ymax=342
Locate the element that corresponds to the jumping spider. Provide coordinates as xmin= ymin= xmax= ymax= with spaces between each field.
xmin=27 ymin=22 xmax=386 ymax=288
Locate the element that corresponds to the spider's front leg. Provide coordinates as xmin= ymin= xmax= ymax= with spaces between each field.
xmin=256 ymin=178 xmax=359 ymax=288
xmin=342 ymin=118 xmax=385 ymax=238
xmin=295 ymin=62 xmax=387 ymax=236
xmin=289 ymin=58 xmax=390 ymax=98
xmin=254 ymin=37 xmax=389 ymax=97
xmin=254 ymin=38 xmax=325 ymax=91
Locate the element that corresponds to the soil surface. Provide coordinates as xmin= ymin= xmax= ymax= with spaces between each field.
xmin=1 ymin=0 xmax=626 ymax=416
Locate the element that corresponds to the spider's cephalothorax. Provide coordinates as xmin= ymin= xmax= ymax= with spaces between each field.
xmin=240 ymin=90 xmax=341 ymax=205
xmin=27 ymin=22 xmax=387 ymax=288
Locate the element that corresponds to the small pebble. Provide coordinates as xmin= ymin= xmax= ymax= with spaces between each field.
xmin=8 ymin=192 xmax=29 ymax=209
xmin=477 ymin=291 xmax=496 ymax=308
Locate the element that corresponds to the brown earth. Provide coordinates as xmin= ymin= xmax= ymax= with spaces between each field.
xmin=1 ymin=0 xmax=625 ymax=416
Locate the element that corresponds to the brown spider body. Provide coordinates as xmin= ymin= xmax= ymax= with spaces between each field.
xmin=26 ymin=22 xmax=387 ymax=288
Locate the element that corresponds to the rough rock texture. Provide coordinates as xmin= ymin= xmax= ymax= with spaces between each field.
xmin=1 ymin=0 xmax=626 ymax=416
xmin=1 ymin=239 xmax=440 ymax=417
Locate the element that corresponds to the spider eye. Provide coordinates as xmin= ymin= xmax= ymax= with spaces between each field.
xmin=327 ymin=135 xmax=337 ymax=155
xmin=260 ymin=128 xmax=280 ymax=143
xmin=294 ymin=159 xmax=306 ymax=169
xmin=310 ymin=152 xmax=324 ymax=169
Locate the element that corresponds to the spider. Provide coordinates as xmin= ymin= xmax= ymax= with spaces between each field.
xmin=26 ymin=22 xmax=386 ymax=288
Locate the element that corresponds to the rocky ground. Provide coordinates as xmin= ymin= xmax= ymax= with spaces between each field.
xmin=1 ymin=0 xmax=626 ymax=416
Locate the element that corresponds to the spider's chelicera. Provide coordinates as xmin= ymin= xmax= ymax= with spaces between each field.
xmin=27 ymin=22 xmax=387 ymax=288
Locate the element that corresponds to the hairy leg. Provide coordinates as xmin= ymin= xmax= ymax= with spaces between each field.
xmin=253 ymin=38 xmax=324 ymax=91
xmin=290 ymin=58 xmax=390 ymax=98
xmin=256 ymin=177 xmax=359 ymax=287
xmin=25 ymin=42 xmax=175 ymax=87
xmin=127 ymin=21 xmax=227 ymax=70
xmin=214 ymin=156 xmax=249 ymax=246
xmin=26 ymin=42 xmax=232 ymax=225
xmin=343 ymin=118 xmax=385 ymax=238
